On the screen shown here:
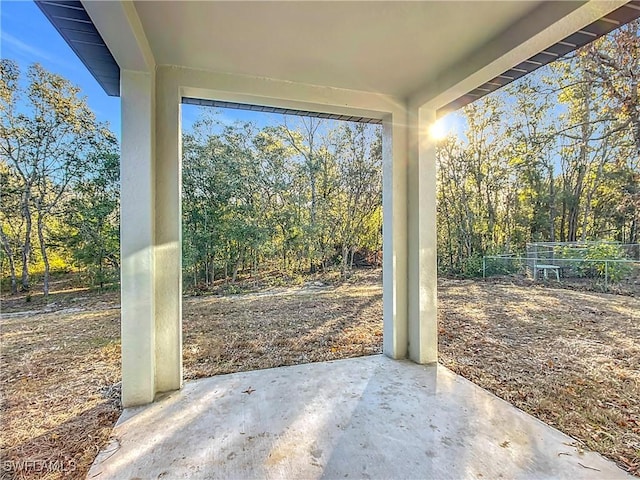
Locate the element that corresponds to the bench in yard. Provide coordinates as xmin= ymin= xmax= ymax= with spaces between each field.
xmin=533 ymin=264 xmax=560 ymax=281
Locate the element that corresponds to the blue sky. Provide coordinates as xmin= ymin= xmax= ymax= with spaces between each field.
xmin=0 ymin=1 xmax=277 ymax=141
xmin=1 ymin=1 xmax=122 ymax=134
xmin=0 ymin=0 xmax=463 ymax=142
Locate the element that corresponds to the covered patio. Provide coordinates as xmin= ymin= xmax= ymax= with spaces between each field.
xmin=36 ymin=1 xmax=639 ymax=478
xmin=87 ymin=356 xmax=630 ymax=479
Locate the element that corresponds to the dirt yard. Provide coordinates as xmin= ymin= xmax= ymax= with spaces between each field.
xmin=438 ymin=278 xmax=640 ymax=476
xmin=1 ymin=272 xmax=638 ymax=478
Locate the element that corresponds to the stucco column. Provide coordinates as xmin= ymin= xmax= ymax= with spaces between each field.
xmin=406 ymin=107 xmax=438 ymax=363
xmin=382 ymin=114 xmax=409 ymax=359
xmin=120 ymin=70 xmax=156 ymax=407
xmin=154 ymin=71 xmax=183 ymax=393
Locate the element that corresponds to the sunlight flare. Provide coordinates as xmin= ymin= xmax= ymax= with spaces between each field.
xmin=428 ymin=118 xmax=448 ymax=141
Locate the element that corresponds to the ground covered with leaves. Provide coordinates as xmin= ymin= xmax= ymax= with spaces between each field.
xmin=1 ymin=271 xmax=638 ymax=478
xmin=438 ymin=278 xmax=640 ymax=476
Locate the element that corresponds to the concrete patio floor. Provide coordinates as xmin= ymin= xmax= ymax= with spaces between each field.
xmin=88 ymin=355 xmax=630 ymax=479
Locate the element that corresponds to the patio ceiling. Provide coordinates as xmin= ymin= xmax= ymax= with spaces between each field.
xmin=130 ymin=0 xmax=543 ymax=99
xmin=37 ymin=0 xmax=640 ymax=117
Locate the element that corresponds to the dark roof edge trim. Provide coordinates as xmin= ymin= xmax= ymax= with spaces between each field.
xmin=35 ymin=0 xmax=120 ymax=96
xmin=437 ymin=1 xmax=640 ymax=117
xmin=182 ymin=98 xmax=383 ymax=125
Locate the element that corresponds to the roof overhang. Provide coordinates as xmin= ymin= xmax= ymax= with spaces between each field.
xmin=441 ymin=0 xmax=640 ymax=113
xmin=35 ymin=0 xmax=120 ymax=96
xmin=35 ymin=0 xmax=640 ymax=116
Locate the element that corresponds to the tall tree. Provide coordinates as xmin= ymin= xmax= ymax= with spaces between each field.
xmin=64 ymin=152 xmax=120 ymax=289
xmin=0 ymin=60 xmax=116 ymax=294
xmin=334 ymin=123 xmax=382 ymax=275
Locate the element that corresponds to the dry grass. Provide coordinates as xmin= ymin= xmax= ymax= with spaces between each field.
xmin=0 ymin=306 xmax=121 ymax=479
xmin=1 ymin=271 xmax=638 ymax=478
xmin=438 ymin=278 xmax=640 ymax=476
xmin=183 ymin=285 xmax=382 ymax=379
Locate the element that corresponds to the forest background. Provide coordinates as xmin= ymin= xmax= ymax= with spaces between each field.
xmin=1 ymin=20 xmax=638 ymax=295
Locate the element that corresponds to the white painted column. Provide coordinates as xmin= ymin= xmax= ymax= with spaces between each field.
xmin=120 ymin=70 xmax=156 ymax=407
xmin=406 ymin=107 xmax=438 ymax=363
xmin=154 ymin=71 xmax=183 ymax=393
xmin=382 ymin=113 xmax=408 ymax=359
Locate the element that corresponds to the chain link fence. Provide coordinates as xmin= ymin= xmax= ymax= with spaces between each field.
xmin=482 ymin=242 xmax=640 ymax=292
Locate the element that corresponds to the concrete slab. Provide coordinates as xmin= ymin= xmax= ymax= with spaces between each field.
xmin=88 ymin=356 xmax=630 ymax=479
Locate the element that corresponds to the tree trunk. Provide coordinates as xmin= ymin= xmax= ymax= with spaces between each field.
xmin=341 ymin=244 xmax=349 ymax=278
xmin=20 ymin=188 xmax=32 ymax=291
xmin=0 ymin=227 xmax=18 ymax=294
xmin=560 ymin=194 xmax=567 ymax=242
xmin=548 ymin=165 xmax=556 ymax=242
xmin=231 ymin=248 xmax=244 ymax=283
xmin=99 ymin=253 xmax=105 ymax=291
xmin=36 ymin=213 xmax=50 ymax=297
xmin=567 ymin=199 xmax=580 ymax=242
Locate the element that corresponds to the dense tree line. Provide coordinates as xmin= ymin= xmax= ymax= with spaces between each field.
xmin=0 ymin=60 xmax=119 ymax=295
xmin=1 ymin=20 xmax=637 ymax=292
xmin=182 ymin=116 xmax=382 ymax=287
xmin=437 ymin=20 xmax=639 ymax=275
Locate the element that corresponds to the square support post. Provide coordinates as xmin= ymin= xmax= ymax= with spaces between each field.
xmin=120 ymin=69 xmax=183 ymax=406
xmin=154 ymin=72 xmax=183 ymax=393
xmin=406 ymin=107 xmax=438 ymax=363
xmin=120 ymin=70 xmax=157 ymax=407
xmin=382 ymin=114 xmax=408 ymax=359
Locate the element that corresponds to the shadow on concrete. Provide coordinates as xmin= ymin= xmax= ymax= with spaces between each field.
xmin=87 ymin=356 xmax=630 ymax=479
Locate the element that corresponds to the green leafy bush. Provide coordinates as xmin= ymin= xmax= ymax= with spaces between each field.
xmin=460 ymin=254 xmax=484 ymax=278
xmin=582 ymin=243 xmax=632 ymax=283
xmin=553 ymin=243 xmax=632 ymax=282
xmin=483 ymin=256 xmax=523 ymax=276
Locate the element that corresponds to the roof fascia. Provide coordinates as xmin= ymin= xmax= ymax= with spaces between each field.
xmin=409 ymin=0 xmax=629 ymax=113
xmin=82 ymin=0 xmax=155 ymax=73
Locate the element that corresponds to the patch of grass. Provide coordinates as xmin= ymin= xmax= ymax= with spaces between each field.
xmin=438 ymin=279 xmax=640 ymax=476
xmin=2 ymin=270 xmax=639 ymax=477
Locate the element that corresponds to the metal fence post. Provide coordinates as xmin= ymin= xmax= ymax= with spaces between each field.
xmin=605 ymin=260 xmax=608 ymax=291
xmin=482 ymin=256 xmax=486 ymax=279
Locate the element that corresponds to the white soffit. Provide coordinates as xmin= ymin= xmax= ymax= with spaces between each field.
xmin=132 ymin=1 xmax=543 ymax=99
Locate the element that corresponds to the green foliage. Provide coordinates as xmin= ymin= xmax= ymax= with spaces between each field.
xmin=4 ymin=17 xmax=639 ymax=294
xmin=0 ymin=60 xmax=118 ymax=294
xmin=581 ymin=244 xmax=632 ymax=282
xmin=483 ymin=256 xmax=523 ymax=277
xmin=181 ymin=114 xmax=382 ymax=290
xmin=553 ymin=243 xmax=632 ymax=282
xmin=437 ymin=21 xmax=639 ymax=278
xmin=459 ymin=254 xmax=485 ymax=279
xmin=63 ymin=152 xmax=120 ymax=289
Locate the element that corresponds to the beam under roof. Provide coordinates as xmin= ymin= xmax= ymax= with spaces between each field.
xmin=438 ymin=0 xmax=640 ymax=114
xmin=35 ymin=0 xmax=640 ymax=116
xmin=182 ymin=98 xmax=383 ymax=125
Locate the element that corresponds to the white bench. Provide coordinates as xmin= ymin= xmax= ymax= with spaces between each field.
xmin=533 ymin=264 xmax=560 ymax=281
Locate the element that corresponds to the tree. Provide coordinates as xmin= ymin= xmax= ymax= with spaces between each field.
xmin=0 ymin=162 xmax=23 ymax=293
xmin=0 ymin=60 xmax=116 ymax=295
xmin=334 ymin=123 xmax=382 ymax=275
xmin=506 ymin=77 xmax=558 ymax=242
xmin=180 ymin=112 xmax=384 ymax=289
xmin=584 ymin=19 xmax=640 ymax=156
xmin=583 ymin=19 xmax=640 ymax=241
xmin=278 ymin=117 xmax=326 ymax=273
xmin=64 ymin=152 xmax=120 ymax=289
xmin=435 ymin=21 xmax=638 ymax=275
